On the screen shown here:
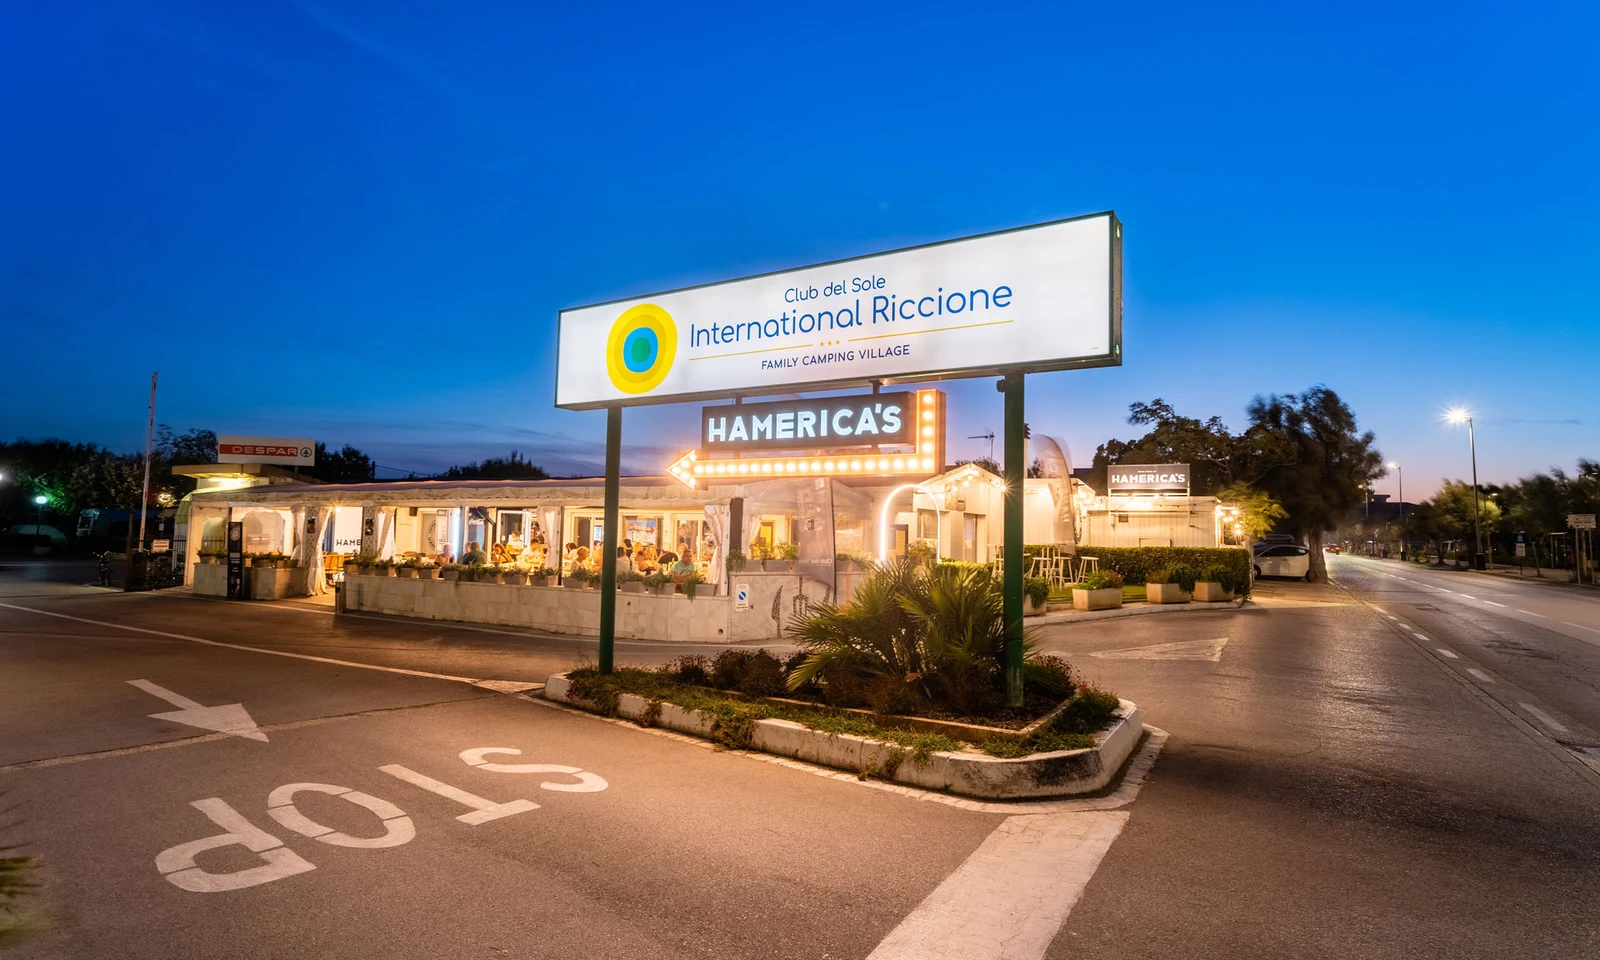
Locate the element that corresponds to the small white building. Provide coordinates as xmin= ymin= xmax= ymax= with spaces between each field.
xmin=1073 ymin=483 xmax=1227 ymax=548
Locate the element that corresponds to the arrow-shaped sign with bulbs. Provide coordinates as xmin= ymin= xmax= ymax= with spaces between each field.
xmin=667 ymin=389 xmax=946 ymax=488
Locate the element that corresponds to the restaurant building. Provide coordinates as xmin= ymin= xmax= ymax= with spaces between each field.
xmin=181 ymin=458 xmax=1076 ymax=642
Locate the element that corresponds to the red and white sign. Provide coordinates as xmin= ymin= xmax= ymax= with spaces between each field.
xmin=217 ymin=436 xmax=316 ymax=466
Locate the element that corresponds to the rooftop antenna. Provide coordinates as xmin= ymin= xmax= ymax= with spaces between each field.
xmin=968 ymin=432 xmax=996 ymax=461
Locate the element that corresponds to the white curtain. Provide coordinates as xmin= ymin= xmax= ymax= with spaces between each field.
xmin=377 ymin=507 xmax=397 ymax=560
xmin=293 ymin=506 xmax=334 ymax=596
xmin=538 ymin=506 xmax=562 ymax=569
xmin=705 ymin=504 xmax=731 ymax=595
xmin=739 ymin=501 xmax=764 ymax=554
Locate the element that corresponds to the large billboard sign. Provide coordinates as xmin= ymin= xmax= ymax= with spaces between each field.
xmin=701 ymin=393 xmax=915 ymax=454
xmin=217 ymin=436 xmax=316 ymax=466
xmin=556 ymin=212 xmax=1121 ymax=410
xmin=1107 ymin=463 xmax=1190 ymax=494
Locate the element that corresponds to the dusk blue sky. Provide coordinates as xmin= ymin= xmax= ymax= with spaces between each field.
xmin=3 ymin=1 xmax=1595 ymax=499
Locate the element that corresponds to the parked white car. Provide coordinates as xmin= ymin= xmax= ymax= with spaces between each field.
xmin=1254 ymin=543 xmax=1312 ymax=581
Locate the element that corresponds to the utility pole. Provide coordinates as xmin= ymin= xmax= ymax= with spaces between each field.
xmin=138 ymin=372 xmax=158 ymax=549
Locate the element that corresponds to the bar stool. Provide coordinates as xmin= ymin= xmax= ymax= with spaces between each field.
xmin=1076 ymin=556 xmax=1099 ymax=580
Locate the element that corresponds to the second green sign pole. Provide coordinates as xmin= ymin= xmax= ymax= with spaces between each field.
xmin=598 ymin=405 xmax=622 ymax=675
xmin=1002 ymin=372 xmax=1026 ymax=707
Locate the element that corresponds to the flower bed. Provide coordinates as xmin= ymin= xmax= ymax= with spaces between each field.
xmin=547 ymin=664 xmax=1141 ymax=799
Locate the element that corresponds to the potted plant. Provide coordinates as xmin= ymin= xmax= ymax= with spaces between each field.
xmin=353 ymin=552 xmax=377 ymax=576
xmin=1073 ymin=570 xmax=1124 ymax=611
xmin=1194 ymin=564 xmax=1238 ymax=602
xmin=530 ymin=566 xmax=555 ymax=588
xmin=905 ymin=539 xmax=937 ymax=569
xmin=476 ymin=563 xmax=503 ymax=585
xmin=416 ymin=557 xmax=439 ymax=580
xmin=397 ymin=557 xmax=419 ymax=578
xmin=726 ymin=549 xmax=746 ymax=573
xmin=1024 ymin=576 xmax=1051 ymax=616
xmin=199 ymin=547 xmax=224 ymax=565
xmin=1145 ymin=564 xmax=1196 ymax=604
xmin=440 ymin=562 xmax=464 ymax=582
xmin=505 ymin=563 xmax=529 ymax=586
xmin=617 ymin=570 xmax=646 ymax=594
xmin=748 ymin=539 xmax=771 ymax=571
xmin=775 ymin=540 xmax=798 ymax=571
xmin=679 ymin=570 xmax=706 ymax=599
xmin=567 ymin=566 xmax=595 ymax=589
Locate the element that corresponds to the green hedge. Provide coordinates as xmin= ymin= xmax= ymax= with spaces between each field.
xmin=1072 ymin=545 xmax=1253 ymax=596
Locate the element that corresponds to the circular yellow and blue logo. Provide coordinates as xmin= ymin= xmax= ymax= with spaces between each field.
xmin=606 ymin=302 xmax=677 ymax=394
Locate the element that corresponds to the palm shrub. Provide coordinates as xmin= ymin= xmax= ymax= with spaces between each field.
xmin=1023 ymin=576 xmax=1051 ymax=607
xmin=1079 ymin=569 xmax=1124 ymax=591
xmin=787 ymin=560 xmax=1056 ymax=715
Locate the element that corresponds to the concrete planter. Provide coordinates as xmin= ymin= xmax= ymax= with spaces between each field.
xmin=399 ymin=567 xmax=419 ymax=578
xmin=655 ymin=583 xmax=676 ymax=597
xmin=1146 ymin=583 xmax=1191 ymax=605
xmin=620 ymin=581 xmax=646 ymax=594
xmin=418 ymin=568 xmax=439 ymax=580
xmin=505 ymin=572 xmax=528 ymax=585
xmin=200 ymin=556 xmax=221 ymax=565
xmin=343 ymin=562 xmax=359 ymax=577
xmin=441 ymin=569 xmax=460 ymax=582
xmin=376 ymin=566 xmax=397 ymax=577
xmin=1193 ymin=582 xmax=1234 ymax=602
xmin=531 ymin=577 xmax=551 ymax=588
xmin=1073 ymin=587 xmax=1123 ymax=611
xmin=1024 ymin=595 xmax=1047 ymax=617
xmin=545 ymin=673 xmax=1143 ymax=800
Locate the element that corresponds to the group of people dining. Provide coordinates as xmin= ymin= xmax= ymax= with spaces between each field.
xmin=564 ymin=539 xmax=701 ymax=584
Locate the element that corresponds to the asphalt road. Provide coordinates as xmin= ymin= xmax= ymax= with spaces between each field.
xmin=1 ymin=564 xmax=1598 ymax=958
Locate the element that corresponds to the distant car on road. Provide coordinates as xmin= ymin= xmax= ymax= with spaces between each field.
xmin=1255 ymin=543 xmax=1313 ymax=581
xmin=1323 ymin=543 xmax=1341 ymax=554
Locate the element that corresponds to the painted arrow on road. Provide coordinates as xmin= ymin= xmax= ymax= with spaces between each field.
xmin=1089 ymin=637 xmax=1229 ymax=661
xmin=127 ymin=680 xmax=268 ymax=742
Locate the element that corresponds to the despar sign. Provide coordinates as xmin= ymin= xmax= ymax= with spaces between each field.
xmin=702 ymin=393 xmax=913 ymax=453
xmin=217 ymin=436 xmax=316 ymax=466
xmin=555 ymin=212 xmax=1121 ymax=410
xmin=1107 ymin=463 xmax=1189 ymax=493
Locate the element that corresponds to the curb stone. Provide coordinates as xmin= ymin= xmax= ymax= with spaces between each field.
xmin=544 ymin=674 xmax=1142 ymax=800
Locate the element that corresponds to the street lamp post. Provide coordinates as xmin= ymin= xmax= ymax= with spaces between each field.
xmin=34 ymin=494 xmax=48 ymax=541
xmin=1387 ymin=461 xmax=1403 ymax=559
xmin=1446 ymin=409 xmax=1485 ymax=570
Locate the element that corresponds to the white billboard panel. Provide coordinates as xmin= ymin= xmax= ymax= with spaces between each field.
xmin=556 ymin=212 xmax=1121 ymax=409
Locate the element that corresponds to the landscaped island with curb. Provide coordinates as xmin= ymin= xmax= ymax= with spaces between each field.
xmin=543 ymin=672 xmax=1144 ymax=800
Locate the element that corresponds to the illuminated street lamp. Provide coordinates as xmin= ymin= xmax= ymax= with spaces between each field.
xmin=1444 ymin=408 xmax=1485 ymax=569
xmin=33 ymin=493 xmax=48 ymax=539
xmin=1387 ymin=461 xmax=1405 ymax=558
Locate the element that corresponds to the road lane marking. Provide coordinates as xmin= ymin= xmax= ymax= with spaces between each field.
xmin=1482 ymin=600 xmax=1507 ymax=607
xmin=1436 ymin=648 xmax=1459 ymax=659
xmin=1563 ymin=622 xmax=1600 ymax=634
xmin=1518 ymin=703 xmax=1569 ymax=734
xmin=867 ymin=812 xmax=1128 ymax=960
xmin=1458 ymin=594 xmax=1477 ymax=600
xmin=1089 ymin=637 xmax=1228 ymax=661
xmin=1371 ymin=606 xmax=1387 ymax=613
xmin=0 ymin=602 xmax=486 ymax=685
xmin=1467 ymin=668 xmax=1494 ymax=683
xmin=1517 ymin=610 xmax=1547 ymax=617
xmin=128 ymin=679 xmax=268 ymax=742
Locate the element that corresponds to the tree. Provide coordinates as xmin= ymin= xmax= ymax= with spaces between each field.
xmin=441 ymin=450 xmax=549 ymax=481
xmin=1430 ymin=480 xmax=1502 ymax=562
xmin=1089 ymin=398 xmax=1294 ymax=495
xmin=156 ymin=426 xmax=217 ymax=466
xmin=953 ymin=457 xmax=1002 ymax=476
xmin=1215 ymin=481 xmax=1288 ymax=548
xmin=308 ymin=443 xmax=376 ymax=484
xmin=1246 ymin=387 xmax=1383 ymax=583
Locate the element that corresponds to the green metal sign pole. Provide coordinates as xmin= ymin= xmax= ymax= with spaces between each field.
xmin=598 ymin=405 xmax=622 ymax=675
xmin=1002 ymin=372 xmax=1026 ymax=706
